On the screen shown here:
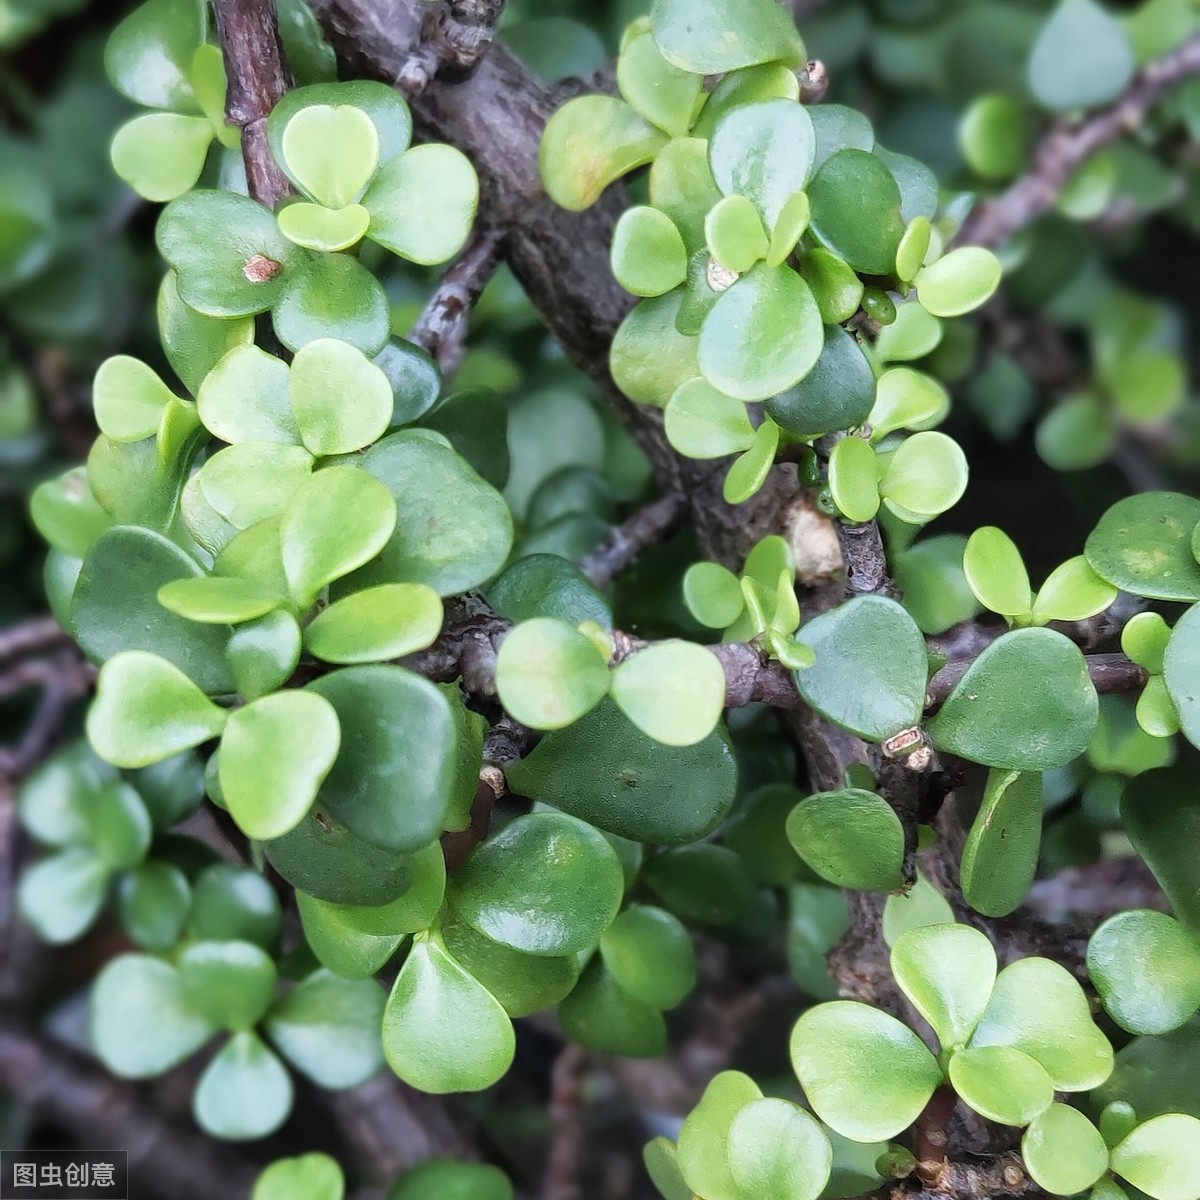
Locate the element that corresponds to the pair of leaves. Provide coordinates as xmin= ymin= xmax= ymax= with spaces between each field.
xmin=828 ymin=432 xmax=968 ymax=526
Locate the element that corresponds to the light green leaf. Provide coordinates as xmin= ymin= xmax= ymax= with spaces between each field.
xmin=829 ymin=436 xmax=881 ymax=524
xmin=664 ymin=378 xmax=755 ymax=459
xmin=254 ymin=1155 xmax=344 ymax=1200
xmin=705 ymin=195 xmax=769 ymax=274
xmin=610 ymin=641 xmax=726 ymax=747
xmin=289 ymin=338 xmax=392 ymax=457
xmin=277 ymin=201 xmax=371 ymax=253
xmin=611 ymin=291 xmax=701 ymax=407
xmin=382 ymin=938 xmax=515 ymax=1093
xmin=197 ymin=344 xmax=296 ymax=445
xmin=612 ymin=205 xmax=688 ymax=297
xmin=157 ymin=576 xmax=282 ymax=625
xmin=651 ymin=0 xmax=805 ymax=74
xmin=18 ymin=849 xmax=109 ymax=944
xmin=961 ymin=769 xmax=1043 ymax=918
xmin=193 ymin=1031 xmax=293 ymax=1141
xmin=92 ymin=355 xmax=176 ymax=444
xmin=1021 ymin=1104 xmax=1110 ymax=1196
xmin=1112 ymin=1114 xmax=1200 ymax=1200
xmin=879 ymin=431 xmax=968 ymax=522
xmin=495 ymin=618 xmax=611 ymax=730
xmin=790 ymin=1001 xmax=941 ymax=1142
xmin=1164 ymin=602 xmax=1200 ymax=749
xmin=179 ymin=939 xmax=277 ymax=1031
xmin=892 ymin=923 xmax=995 ymax=1050
xmin=915 ymin=247 xmax=1002 ymax=318
xmin=617 ymin=20 xmax=706 ymax=137
xmin=281 ymin=104 xmax=379 ymax=208
xmin=1122 ymin=611 xmax=1172 ymax=674
xmin=727 ymin=1098 xmax=833 ymax=1200
xmin=723 ymin=420 xmax=780 ymax=503
xmin=948 ymin=1045 xmax=1054 ymax=1126
xmin=1033 ymin=555 xmax=1118 ymax=624
xmin=111 ymin=112 xmax=211 ymax=203
xmin=683 ymin=561 xmax=744 ymax=629
xmin=1029 ymin=0 xmax=1135 ymax=112
xmin=883 ymin=872 xmax=954 ymax=948
xmin=304 ymin=583 xmax=442 ymax=664
xmin=963 ymin=527 xmax=1033 ymax=619
xmin=677 ymin=1071 xmax=763 ymax=1200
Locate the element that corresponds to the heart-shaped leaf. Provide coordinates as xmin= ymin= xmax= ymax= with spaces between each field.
xmin=111 ymin=112 xmax=212 ymax=203
xmin=91 ymin=953 xmax=215 ymax=1079
xmin=495 ymin=618 xmax=611 ymax=730
xmin=219 ymin=691 xmax=340 ymax=840
xmin=948 ymin=1045 xmax=1054 ymax=1126
xmin=29 ymin=466 xmax=113 ymax=559
xmin=790 ymin=1001 xmax=942 ymax=1142
xmin=698 ymin=264 xmax=823 ymax=402
xmin=727 ymin=1098 xmax=833 ymax=1200
xmin=541 ymin=96 xmax=667 ymax=213
xmin=92 ymin=355 xmax=177 ymax=443
xmin=676 ymin=1071 xmax=763 ymax=1200
xmin=610 ymin=641 xmax=726 ymax=747
xmin=709 ymin=100 xmax=816 ymax=230
xmin=276 ymin=201 xmax=370 ymax=252
xmin=254 ymin=1155 xmax=344 ymax=1200
xmin=617 ymin=20 xmax=706 ymax=137
xmin=1021 ymin=1104 xmax=1110 ymax=1196
xmin=272 ymin=252 xmax=391 ymax=356
xmin=969 ymin=957 xmax=1113 ymax=1091
xmin=17 ymin=849 xmax=109 ymax=944
xmin=193 ymin=1030 xmax=293 ymax=1140
xmin=928 ymin=628 xmax=1098 ymax=770
xmin=363 ymin=144 xmax=479 ymax=265
xmin=505 ymin=699 xmax=736 ymax=845
xmin=612 ymin=205 xmax=688 ymax=297
xmin=382 ymin=938 xmax=515 ymax=1092
xmin=449 ymin=812 xmax=624 ymax=956
xmin=197 ymin=344 xmax=296 ymax=444
xmin=281 ymin=104 xmax=380 ymax=208
xmin=651 ymin=0 xmax=805 ymax=73
xmin=1085 ymin=492 xmax=1200 ymax=601
xmin=180 ymin=940 xmax=278 ymax=1031
xmin=960 ymin=769 xmax=1043 ymax=918
xmin=1088 ymin=909 xmax=1200 ymax=1035
xmin=198 ymin=442 xmax=313 ymax=532
xmin=288 ymin=338 xmax=393 ymax=457
xmin=88 ymin=652 xmax=227 ymax=768
xmin=795 ymin=596 xmax=928 ymax=742
xmin=786 ymin=789 xmax=905 ymax=891
xmin=892 ymin=923 xmax=996 ymax=1050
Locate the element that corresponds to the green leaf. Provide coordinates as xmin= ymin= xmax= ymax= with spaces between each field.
xmin=190 ymin=863 xmax=282 ymax=950
xmin=677 ymin=1071 xmax=763 ymax=1200
xmin=307 ymin=665 xmax=456 ymax=851
xmin=227 ymin=610 xmax=302 ymax=700
xmin=766 ymin=325 xmax=877 ymax=439
xmin=727 ymin=1098 xmax=833 ymax=1200
xmin=281 ymin=467 xmax=396 ymax=604
xmin=612 ymin=205 xmax=688 ymax=297
xmin=960 ymin=93 xmax=1029 ymax=182
xmin=296 ymin=894 xmax=404 ymax=980
xmin=495 ymin=618 xmax=611 ymax=730
xmin=88 ymin=652 xmax=227 ymax=769
xmin=439 ymin=913 xmax=579 ymax=1018
xmin=1029 ymin=0 xmax=1135 ymax=113
xmin=219 ymin=691 xmax=340 ymax=840
xmin=111 ymin=112 xmax=212 ymax=203
xmin=651 ymin=0 xmax=805 ymax=73
xmin=928 ymin=628 xmax=1099 ymax=771
xmin=117 ymin=862 xmax=191 ymax=952
xmin=895 ymin=216 xmax=932 ymax=284
xmin=91 ymin=954 xmax=214 ymax=1078
xmin=874 ymin=304 xmax=943 ymax=365
xmin=180 ymin=939 xmax=277 ymax=1031
xmin=879 ymin=431 xmax=969 ymax=522
xmin=197 ymin=344 xmax=295 ymax=444
xmin=611 ymin=292 xmax=701 ymax=407
xmin=892 ymin=923 xmax=996 ymax=1050
xmin=281 ymin=104 xmax=379 ymax=208
xmin=449 ymin=812 xmax=624 ymax=955
xmin=193 ymin=1031 xmax=293 ymax=1141
xmin=961 ymin=769 xmax=1043 ymax=918
xmin=698 ymin=264 xmax=823 ymax=402
xmin=1112 ymin=1114 xmax=1200 ymax=1200
xmin=683 ymin=561 xmax=744 ymax=628
xmin=104 ymin=0 xmax=204 ymax=109
xmin=1137 ymin=674 xmax=1181 ymax=740
xmin=643 ymin=844 xmax=755 ymax=928
xmin=1034 ymin=555 xmax=1118 ymax=625
xmin=963 ymin=526 xmax=1033 ymax=619
xmin=809 ymin=149 xmax=905 ymax=276
xmin=1121 ymin=771 xmax=1200 ymax=934
xmin=799 ymin=247 xmax=865 ymax=326
xmin=709 ymin=100 xmax=816 ymax=230
xmin=157 ymin=577 xmax=282 ymax=625
xmin=948 ymin=1045 xmax=1054 ymax=1126
xmin=364 ymin=144 xmax=479 ymax=265
xmin=304 ymin=583 xmax=442 ymax=665
xmin=650 ymin=136 xmax=724 ymax=255
xmin=157 ymin=191 xmax=304 ymax=318
xmin=790 ymin=1001 xmax=941 ymax=1142
xmin=505 ymin=699 xmax=736 ymax=845
xmin=970 ymin=957 xmax=1113 ymax=1091
xmin=17 ymin=742 xmax=113 ymax=848
xmin=289 ymin=338 xmax=393 ymax=457
xmin=617 ymin=20 xmax=706 ymax=136
xmin=610 ymin=641 xmax=725 ymax=747
xmin=644 ymin=1139 xmax=693 ymax=1200
xmin=382 ymin=938 xmax=515 ymax=1092
xmin=1021 ymin=1104 xmax=1110 ymax=1195
xmin=1165 ymin=603 xmax=1200 ymax=749
xmin=272 ymin=252 xmax=391 ymax=356
xmin=869 ymin=368 xmax=948 ymax=442
xmin=359 ymin=432 xmax=513 ymax=596
xmin=266 ymin=970 xmax=384 ymax=1088
xmin=1088 ymin=910 xmax=1200 ymax=1035
xmin=487 ymin=555 xmax=611 ymax=629
xmin=30 ymin=467 xmax=113 ymax=559
xmin=705 ymin=195 xmax=768 ymax=274
xmin=724 ymin=419 xmax=781 ymax=504
xmin=1125 ymin=615 xmax=1173 ymax=676
xmin=17 ymin=848 xmax=108 ymax=944
xmin=795 ymin=596 xmax=928 ymax=742
xmin=915 ymin=248 xmax=1002 ymax=318
xmin=389 ymin=1161 xmax=513 ymax=1200
xmin=87 ymin=780 xmax=152 ymax=870
xmin=73 ymin=526 xmax=234 ymax=695
xmin=558 ymin=956 xmax=667 ymax=1056
xmin=664 ymin=378 xmax=756 ymax=458
xmin=1085 ymin=493 xmax=1200 ymax=601
xmin=829 ymin=436 xmax=880 ymax=524
xmin=882 ymin=872 xmax=956 ymax=948
xmin=786 ymin=789 xmax=906 ymax=891
xmin=255 ymin=1155 xmax=344 ymax=1200
xmin=198 ymin=443 xmax=314 ymax=532
xmin=541 ymin=95 xmax=667 ymax=212
xmin=600 ymin=905 xmax=696 ymax=1011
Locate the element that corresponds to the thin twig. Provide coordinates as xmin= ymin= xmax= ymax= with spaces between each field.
xmin=409 ymin=228 xmax=507 ymax=380
xmin=0 ymin=616 xmax=69 ymax=664
xmin=579 ymin=492 xmax=687 ymax=589
xmin=958 ymin=33 xmax=1200 ymax=248
xmin=211 ymin=0 xmax=293 ymax=208
xmin=0 ymin=653 xmax=95 ymax=784
xmin=835 ymin=519 xmax=894 ymax=596
xmin=926 ymin=651 xmax=1146 ymax=708
xmin=540 ymin=1045 xmax=587 ymax=1200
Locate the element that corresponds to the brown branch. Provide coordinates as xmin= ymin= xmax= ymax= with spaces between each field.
xmin=579 ymin=492 xmax=687 ymax=589
xmin=0 ymin=616 xmax=70 ymax=664
xmin=836 ymin=519 xmax=894 ymax=596
xmin=0 ymin=652 xmax=96 ymax=784
xmin=540 ymin=1045 xmax=586 ymax=1200
xmin=409 ymin=227 xmax=506 ymax=380
xmin=957 ymin=33 xmax=1200 ymax=248
xmin=0 ymin=1017 xmax=259 ymax=1200
xmin=211 ymin=0 xmax=293 ymax=209
xmin=926 ymin=650 xmax=1146 ymax=709
xmin=393 ymin=0 xmax=508 ymax=97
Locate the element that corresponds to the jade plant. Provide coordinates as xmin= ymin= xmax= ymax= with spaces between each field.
xmin=7 ymin=0 xmax=1200 ymax=1194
